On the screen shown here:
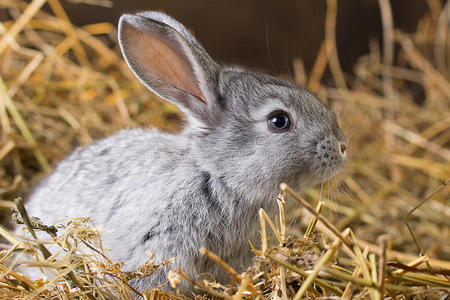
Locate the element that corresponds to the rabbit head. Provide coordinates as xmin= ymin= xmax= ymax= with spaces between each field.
xmin=118 ymin=12 xmax=347 ymax=202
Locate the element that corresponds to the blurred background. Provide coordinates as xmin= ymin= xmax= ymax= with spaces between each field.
xmin=0 ymin=0 xmax=449 ymax=263
xmin=18 ymin=0 xmax=428 ymax=75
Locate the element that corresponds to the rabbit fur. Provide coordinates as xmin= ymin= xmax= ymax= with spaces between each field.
xmin=22 ymin=11 xmax=348 ymax=292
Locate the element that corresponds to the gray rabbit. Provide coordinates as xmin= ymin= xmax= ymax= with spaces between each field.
xmin=22 ymin=11 xmax=348 ymax=292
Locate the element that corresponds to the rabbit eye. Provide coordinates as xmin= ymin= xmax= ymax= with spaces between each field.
xmin=267 ymin=111 xmax=291 ymax=132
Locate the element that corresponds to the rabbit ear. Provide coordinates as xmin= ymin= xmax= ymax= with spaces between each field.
xmin=118 ymin=12 xmax=219 ymax=117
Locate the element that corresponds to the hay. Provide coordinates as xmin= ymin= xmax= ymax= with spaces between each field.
xmin=0 ymin=0 xmax=449 ymax=299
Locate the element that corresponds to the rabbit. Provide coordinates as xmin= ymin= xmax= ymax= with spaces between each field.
xmin=21 ymin=11 xmax=348 ymax=292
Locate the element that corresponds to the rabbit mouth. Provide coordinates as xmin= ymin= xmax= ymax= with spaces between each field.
xmin=287 ymin=153 xmax=345 ymax=187
xmin=320 ymin=163 xmax=344 ymax=181
xmin=303 ymin=156 xmax=345 ymax=186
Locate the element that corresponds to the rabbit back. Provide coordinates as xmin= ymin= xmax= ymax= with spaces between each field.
xmin=25 ymin=128 xmax=257 ymax=287
xmin=27 ymin=129 xmax=177 ymax=222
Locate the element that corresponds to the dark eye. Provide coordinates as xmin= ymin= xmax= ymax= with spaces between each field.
xmin=267 ymin=112 xmax=291 ymax=131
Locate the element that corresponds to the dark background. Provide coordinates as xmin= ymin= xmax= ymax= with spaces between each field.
xmin=50 ymin=0 xmax=427 ymax=75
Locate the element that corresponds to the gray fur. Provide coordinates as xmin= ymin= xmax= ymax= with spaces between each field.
xmin=22 ymin=12 xmax=347 ymax=292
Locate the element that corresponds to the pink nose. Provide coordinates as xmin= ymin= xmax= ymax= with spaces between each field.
xmin=340 ymin=143 xmax=347 ymax=154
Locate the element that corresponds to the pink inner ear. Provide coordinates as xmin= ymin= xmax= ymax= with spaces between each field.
xmin=128 ymin=28 xmax=207 ymax=103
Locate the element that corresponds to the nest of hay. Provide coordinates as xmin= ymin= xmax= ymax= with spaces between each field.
xmin=0 ymin=0 xmax=449 ymax=299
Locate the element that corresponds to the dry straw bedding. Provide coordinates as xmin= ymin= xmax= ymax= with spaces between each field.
xmin=0 ymin=0 xmax=449 ymax=299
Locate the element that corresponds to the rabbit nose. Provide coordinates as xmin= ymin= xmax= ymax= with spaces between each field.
xmin=340 ymin=143 xmax=347 ymax=156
